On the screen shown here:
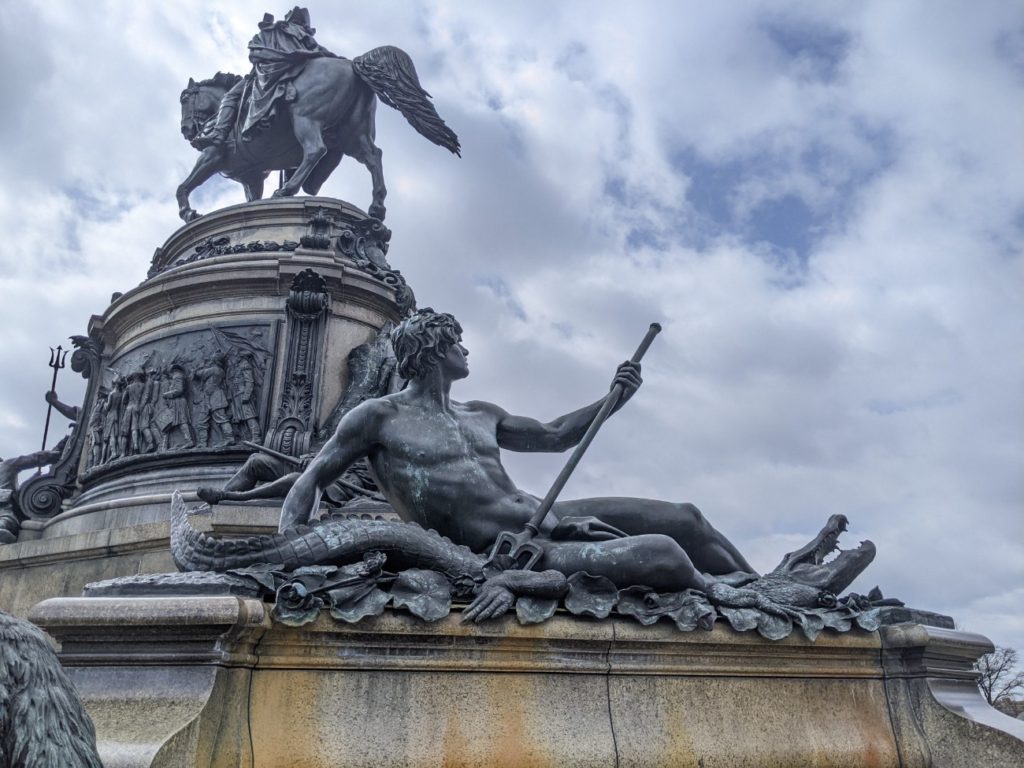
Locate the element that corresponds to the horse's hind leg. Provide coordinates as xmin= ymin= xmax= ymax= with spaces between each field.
xmin=302 ymin=148 xmax=344 ymax=195
xmin=241 ymin=173 xmax=265 ymax=202
xmin=349 ymin=135 xmax=387 ymax=220
xmin=273 ymin=115 xmax=326 ymax=198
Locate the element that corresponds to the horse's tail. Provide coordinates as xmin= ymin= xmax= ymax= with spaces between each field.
xmin=353 ymin=46 xmax=461 ymax=156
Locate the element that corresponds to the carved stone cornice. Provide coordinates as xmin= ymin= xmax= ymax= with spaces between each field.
xmin=149 ymin=237 xmax=299 ymax=278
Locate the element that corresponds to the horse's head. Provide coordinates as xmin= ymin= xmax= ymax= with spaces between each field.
xmin=179 ymin=72 xmax=242 ymax=143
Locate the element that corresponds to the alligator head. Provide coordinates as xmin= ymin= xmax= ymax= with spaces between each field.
xmin=769 ymin=514 xmax=875 ymax=597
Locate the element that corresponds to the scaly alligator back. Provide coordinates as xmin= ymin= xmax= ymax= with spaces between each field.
xmin=169 ymin=491 xmax=484 ymax=581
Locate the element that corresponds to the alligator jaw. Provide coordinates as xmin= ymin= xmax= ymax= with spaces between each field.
xmin=771 ymin=515 xmax=875 ymax=594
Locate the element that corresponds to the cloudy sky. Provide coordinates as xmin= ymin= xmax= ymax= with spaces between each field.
xmin=1 ymin=2 xmax=1022 ymax=650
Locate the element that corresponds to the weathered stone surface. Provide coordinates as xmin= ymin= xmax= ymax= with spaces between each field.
xmin=82 ymin=571 xmax=263 ymax=598
xmin=875 ymin=604 xmax=955 ymax=628
xmin=880 ymin=622 xmax=1024 ymax=767
xmin=27 ymin=596 xmax=1024 ymax=768
xmin=32 ymin=596 xmax=264 ymax=768
xmin=0 ymin=521 xmax=176 ymax=618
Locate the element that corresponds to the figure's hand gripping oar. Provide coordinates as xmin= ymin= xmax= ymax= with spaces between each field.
xmin=486 ymin=323 xmax=662 ymax=570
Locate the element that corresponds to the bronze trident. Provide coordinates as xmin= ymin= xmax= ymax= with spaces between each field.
xmin=40 ymin=345 xmax=69 ymax=453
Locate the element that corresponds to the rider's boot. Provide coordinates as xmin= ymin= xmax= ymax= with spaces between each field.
xmin=192 ymin=82 xmax=243 ymax=150
xmin=192 ymin=118 xmax=232 ymax=150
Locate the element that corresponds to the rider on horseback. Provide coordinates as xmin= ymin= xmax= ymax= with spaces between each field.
xmin=193 ymin=7 xmax=335 ymax=151
xmin=178 ymin=10 xmax=459 ymax=221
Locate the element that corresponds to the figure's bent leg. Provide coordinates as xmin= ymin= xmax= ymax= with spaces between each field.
xmin=197 ymin=454 xmax=290 ymax=505
xmin=538 ymin=534 xmax=708 ymax=593
xmin=222 ymin=454 xmax=288 ymax=492
xmin=552 ymin=498 xmax=754 ymax=576
xmin=217 ymin=472 xmax=301 ymax=502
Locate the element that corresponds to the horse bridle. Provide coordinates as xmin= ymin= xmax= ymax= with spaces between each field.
xmin=180 ymin=88 xmax=210 ymax=141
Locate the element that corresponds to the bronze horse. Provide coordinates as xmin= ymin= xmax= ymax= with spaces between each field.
xmin=177 ymin=47 xmax=460 ymax=222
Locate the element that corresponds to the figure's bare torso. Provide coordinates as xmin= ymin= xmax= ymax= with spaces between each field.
xmin=368 ymin=393 xmax=540 ymax=552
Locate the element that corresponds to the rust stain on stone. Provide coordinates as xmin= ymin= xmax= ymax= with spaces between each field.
xmin=439 ymin=675 xmax=536 ymax=768
xmin=488 ymin=675 xmax=531 ymax=767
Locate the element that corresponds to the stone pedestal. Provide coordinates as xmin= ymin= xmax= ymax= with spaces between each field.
xmin=0 ymin=198 xmax=406 ymax=618
xmin=29 ymin=596 xmax=1024 ymax=768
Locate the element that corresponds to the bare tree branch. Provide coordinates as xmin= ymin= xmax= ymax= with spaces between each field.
xmin=974 ymin=646 xmax=1024 ymax=708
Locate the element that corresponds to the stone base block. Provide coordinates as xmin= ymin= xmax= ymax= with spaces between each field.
xmin=30 ymin=596 xmax=1024 ymax=768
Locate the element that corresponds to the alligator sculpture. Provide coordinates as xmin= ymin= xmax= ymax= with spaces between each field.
xmin=707 ymin=514 xmax=877 ymax=611
xmin=120 ymin=493 xmax=889 ymax=640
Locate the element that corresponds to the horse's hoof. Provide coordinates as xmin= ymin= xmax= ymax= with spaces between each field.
xmin=183 ymin=210 xmax=202 ymax=223
xmin=272 ymin=188 xmax=295 ymax=198
xmin=368 ymin=204 xmax=386 ymax=221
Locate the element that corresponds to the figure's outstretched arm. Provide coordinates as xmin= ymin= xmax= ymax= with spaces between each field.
xmin=278 ymin=400 xmax=384 ymax=531
xmin=491 ymin=362 xmax=642 ymax=453
xmin=45 ymin=391 xmax=81 ymax=422
xmin=10 ymin=449 xmax=62 ymax=472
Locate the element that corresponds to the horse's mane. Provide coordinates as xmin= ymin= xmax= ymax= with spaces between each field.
xmin=188 ymin=72 xmax=243 ymax=92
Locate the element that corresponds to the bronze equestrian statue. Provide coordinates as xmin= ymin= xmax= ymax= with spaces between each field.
xmin=177 ymin=7 xmax=459 ymax=223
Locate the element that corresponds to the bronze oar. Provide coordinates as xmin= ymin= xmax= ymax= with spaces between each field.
xmin=486 ymin=322 xmax=662 ymax=570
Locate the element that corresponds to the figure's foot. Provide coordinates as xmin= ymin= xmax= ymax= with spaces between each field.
xmin=196 ymin=487 xmax=225 ymax=505
xmin=0 ymin=530 xmax=16 ymax=545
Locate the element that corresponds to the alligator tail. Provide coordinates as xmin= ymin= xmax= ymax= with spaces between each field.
xmin=169 ymin=491 xmax=484 ymax=580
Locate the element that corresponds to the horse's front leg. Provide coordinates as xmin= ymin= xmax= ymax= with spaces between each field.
xmin=273 ymin=115 xmax=326 ymax=198
xmin=176 ymin=149 xmax=223 ymax=222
